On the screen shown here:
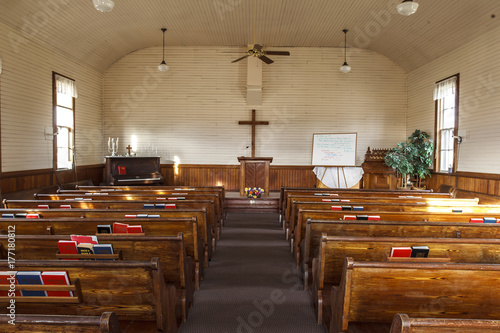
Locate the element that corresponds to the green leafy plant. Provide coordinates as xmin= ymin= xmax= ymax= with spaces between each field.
xmin=385 ymin=130 xmax=434 ymax=188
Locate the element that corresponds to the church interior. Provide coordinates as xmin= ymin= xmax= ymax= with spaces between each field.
xmin=1 ymin=1 xmax=500 ymax=332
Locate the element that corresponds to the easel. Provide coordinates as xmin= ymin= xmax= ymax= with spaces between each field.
xmin=319 ymin=166 xmax=348 ymax=188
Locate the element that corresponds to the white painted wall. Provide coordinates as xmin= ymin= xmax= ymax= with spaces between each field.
xmin=103 ymin=46 xmax=407 ymax=166
xmin=407 ymin=25 xmax=500 ymax=174
xmin=0 ymin=21 xmax=103 ymax=173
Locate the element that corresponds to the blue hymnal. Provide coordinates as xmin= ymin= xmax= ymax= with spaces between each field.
xmin=353 ymin=206 xmax=364 ymax=211
xmin=93 ymin=244 xmax=114 ymax=261
xmin=155 ymin=204 xmax=166 ymax=209
xmin=484 ymin=217 xmax=497 ymax=224
xmin=143 ymin=204 xmax=155 ymax=209
xmin=16 ymin=271 xmax=46 ymax=297
xmin=452 ymin=209 xmax=463 ymax=213
xmin=1 ymin=214 xmax=14 ymax=218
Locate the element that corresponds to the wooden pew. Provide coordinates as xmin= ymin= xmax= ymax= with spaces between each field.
xmin=289 ymin=201 xmax=500 ymax=242
xmin=0 ymin=233 xmax=194 ymax=322
xmin=34 ymin=192 xmax=222 ymax=242
xmin=1 ymin=207 xmax=212 ymax=263
xmin=0 ymin=216 xmax=205 ymax=289
xmin=0 ymin=312 xmax=121 ymax=333
xmin=284 ymin=195 xmax=478 ymax=228
xmin=279 ymin=187 xmax=448 ymax=221
xmin=57 ymin=189 xmax=225 ymax=232
xmin=0 ymin=258 xmax=177 ymax=333
xmin=4 ymin=199 xmax=219 ymax=251
xmin=301 ymin=219 xmax=500 ymax=286
xmin=329 ymin=258 xmax=500 ymax=333
xmin=390 ymin=313 xmax=500 ymax=333
xmin=314 ymin=237 xmax=500 ymax=327
xmin=294 ymin=209 xmax=500 ymax=261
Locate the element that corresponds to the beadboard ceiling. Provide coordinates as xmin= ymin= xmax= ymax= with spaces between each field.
xmin=1 ymin=0 xmax=499 ymax=73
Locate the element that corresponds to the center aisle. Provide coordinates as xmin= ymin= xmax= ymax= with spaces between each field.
xmin=179 ymin=213 xmax=327 ymax=333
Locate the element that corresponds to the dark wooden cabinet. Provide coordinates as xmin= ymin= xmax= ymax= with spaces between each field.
xmin=361 ymin=148 xmax=397 ymax=190
xmin=105 ymin=156 xmax=163 ymax=186
xmin=238 ymin=157 xmax=272 ymax=196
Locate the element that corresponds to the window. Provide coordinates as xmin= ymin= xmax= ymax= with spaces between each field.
xmin=434 ymin=74 xmax=459 ymax=173
xmin=53 ymin=73 xmax=77 ymax=170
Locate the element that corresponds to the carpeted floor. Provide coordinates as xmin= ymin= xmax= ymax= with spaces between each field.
xmin=178 ymin=213 xmax=327 ymax=333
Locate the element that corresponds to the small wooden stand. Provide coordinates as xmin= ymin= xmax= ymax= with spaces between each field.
xmin=238 ymin=157 xmax=272 ymax=197
xmin=0 ymin=278 xmax=83 ymax=303
xmin=385 ymin=252 xmax=451 ymax=263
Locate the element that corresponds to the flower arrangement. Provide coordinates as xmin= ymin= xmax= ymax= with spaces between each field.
xmin=245 ymin=187 xmax=264 ymax=198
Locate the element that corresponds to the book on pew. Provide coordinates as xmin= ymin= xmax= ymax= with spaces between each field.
xmin=470 ymin=218 xmax=484 ymax=223
xmin=118 ymin=166 xmax=126 ymax=175
xmin=341 ymin=206 xmax=352 ymax=211
xmin=37 ymin=204 xmax=49 ymax=209
xmin=165 ymin=204 xmax=176 ymax=209
xmin=57 ymin=240 xmax=79 ymax=260
xmin=452 ymin=209 xmax=463 ymax=213
xmin=60 ymin=205 xmax=72 ymax=209
xmin=93 ymin=244 xmax=114 ymax=260
xmin=390 ymin=247 xmax=412 ymax=257
xmin=113 ymin=222 xmax=129 ymax=234
xmin=340 ymin=199 xmax=350 ymax=202
xmin=483 ymin=217 xmax=497 ymax=224
xmin=356 ymin=215 xmax=368 ymax=220
xmin=97 ymin=224 xmax=112 ymax=234
xmin=126 ymin=225 xmax=143 ymax=233
xmin=70 ymin=235 xmax=98 ymax=245
xmin=143 ymin=204 xmax=155 ymax=209
xmin=343 ymin=215 xmax=356 ymax=220
xmin=26 ymin=214 xmax=40 ymax=219
xmin=155 ymin=204 xmax=166 ymax=209
xmin=1 ymin=214 xmax=14 ymax=218
xmin=77 ymin=243 xmax=95 ymax=259
xmin=331 ymin=206 xmax=342 ymax=211
xmin=0 ymin=272 xmax=21 ymax=296
xmin=136 ymin=214 xmax=148 ymax=218
xmin=368 ymin=215 xmax=381 ymax=221
xmin=124 ymin=214 xmax=137 ymax=218
xmin=148 ymin=214 xmax=160 ymax=218
xmin=41 ymin=271 xmax=73 ymax=297
xmin=15 ymin=213 xmax=27 ymax=218
xmin=16 ymin=271 xmax=46 ymax=297
xmin=411 ymin=246 xmax=429 ymax=257
xmin=352 ymin=206 xmax=364 ymax=211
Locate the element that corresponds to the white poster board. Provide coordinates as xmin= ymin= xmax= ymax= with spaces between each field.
xmin=311 ymin=133 xmax=357 ymax=166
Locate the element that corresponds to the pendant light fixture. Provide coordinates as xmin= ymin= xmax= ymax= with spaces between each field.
xmin=339 ymin=29 xmax=351 ymax=74
xmin=93 ymin=0 xmax=114 ymax=13
xmin=158 ymin=28 xmax=169 ymax=72
xmin=397 ymin=0 xmax=419 ymax=16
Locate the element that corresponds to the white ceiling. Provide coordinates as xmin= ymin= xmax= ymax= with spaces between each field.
xmin=1 ymin=0 xmax=499 ymax=72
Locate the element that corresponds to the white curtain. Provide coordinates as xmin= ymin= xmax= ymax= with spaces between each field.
xmin=56 ymin=75 xmax=78 ymax=98
xmin=433 ymin=76 xmax=456 ymax=100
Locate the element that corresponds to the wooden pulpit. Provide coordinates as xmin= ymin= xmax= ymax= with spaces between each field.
xmin=238 ymin=157 xmax=273 ymax=197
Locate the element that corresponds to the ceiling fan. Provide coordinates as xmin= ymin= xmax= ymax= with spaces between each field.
xmin=231 ymin=0 xmax=290 ymax=64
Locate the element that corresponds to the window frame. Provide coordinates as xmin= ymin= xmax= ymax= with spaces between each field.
xmin=52 ymin=72 xmax=76 ymax=171
xmin=434 ymin=73 xmax=460 ymax=173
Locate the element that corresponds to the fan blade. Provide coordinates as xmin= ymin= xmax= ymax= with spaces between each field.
xmin=231 ymin=54 xmax=251 ymax=63
xmin=258 ymin=55 xmax=274 ymax=64
xmin=264 ymin=51 xmax=290 ymax=56
xmin=253 ymin=44 xmax=263 ymax=51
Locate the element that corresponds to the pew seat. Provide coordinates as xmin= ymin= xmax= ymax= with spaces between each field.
xmin=390 ymin=313 xmax=500 ymax=333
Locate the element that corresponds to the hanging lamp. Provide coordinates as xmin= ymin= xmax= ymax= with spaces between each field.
xmin=158 ymin=28 xmax=169 ymax=72
xmin=397 ymin=0 xmax=419 ymax=16
xmin=93 ymin=0 xmax=114 ymax=13
xmin=339 ymin=29 xmax=351 ymax=74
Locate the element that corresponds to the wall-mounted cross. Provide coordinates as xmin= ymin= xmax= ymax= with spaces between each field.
xmin=238 ymin=109 xmax=269 ymax=157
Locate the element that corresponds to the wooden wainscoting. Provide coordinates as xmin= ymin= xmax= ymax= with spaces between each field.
xmin=164 ymin=164 xmax=317 ymax=192
xmin=428 ymin=171 xmax=500 ymax=196
xmin=0 ymin=164 xmax=104 ymax=196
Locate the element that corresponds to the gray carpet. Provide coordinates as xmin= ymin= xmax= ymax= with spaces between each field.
xmin=179 ymin=213 xmax=327 ymax=333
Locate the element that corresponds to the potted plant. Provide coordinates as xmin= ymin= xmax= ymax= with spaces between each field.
xmin=384 ymin=130 xmax=434 ymax=189
xmin=384 ymin=142 xmax=415 ymax=189
xmin=407 ymin=129 xmax=434 ymax=188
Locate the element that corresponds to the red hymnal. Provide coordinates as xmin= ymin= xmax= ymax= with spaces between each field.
xmin=368 ymin=215 xmax=381 ymax=221
xmin=331 ymin=206 xmax=342 ymax=211
xmin=118 ymin=166 xmax=126 ymax=175
xmin=0 ymin=272 xmax=21 ymax=296
xmin=343 ymin=215 xmax=356 ymax=220
xmin=113 ymin=222 xmax=129 ymax=234
xmin=390 ymin=247 xmax=412 ymax=257
xmin=126 ymin=225 xmax=143 ymax=234
xmin=41 ymin=271 xmax=72 ymax=297
xmin=70 ymin=235 xmax=98 ymax=245
xmin=164 ymin=204 xmax=176 ymax=209
xmin=469 ymin=218 xmax=484 ymax=223
xmin=57 ymin=240 xmax=78 ymax=259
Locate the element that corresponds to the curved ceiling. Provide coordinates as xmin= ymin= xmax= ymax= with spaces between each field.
xmin=0 ymin=0 xmax=499 ymax=72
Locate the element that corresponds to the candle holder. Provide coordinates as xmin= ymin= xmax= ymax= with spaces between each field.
xmin=108 ymin=137 xmax=119 ymax=156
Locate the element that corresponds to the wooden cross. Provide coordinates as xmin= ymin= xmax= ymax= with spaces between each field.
xmin=126 ymin=145 xmax=132 ymax=156
xmin=238 ymin=109 xmax=269 ymax=157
